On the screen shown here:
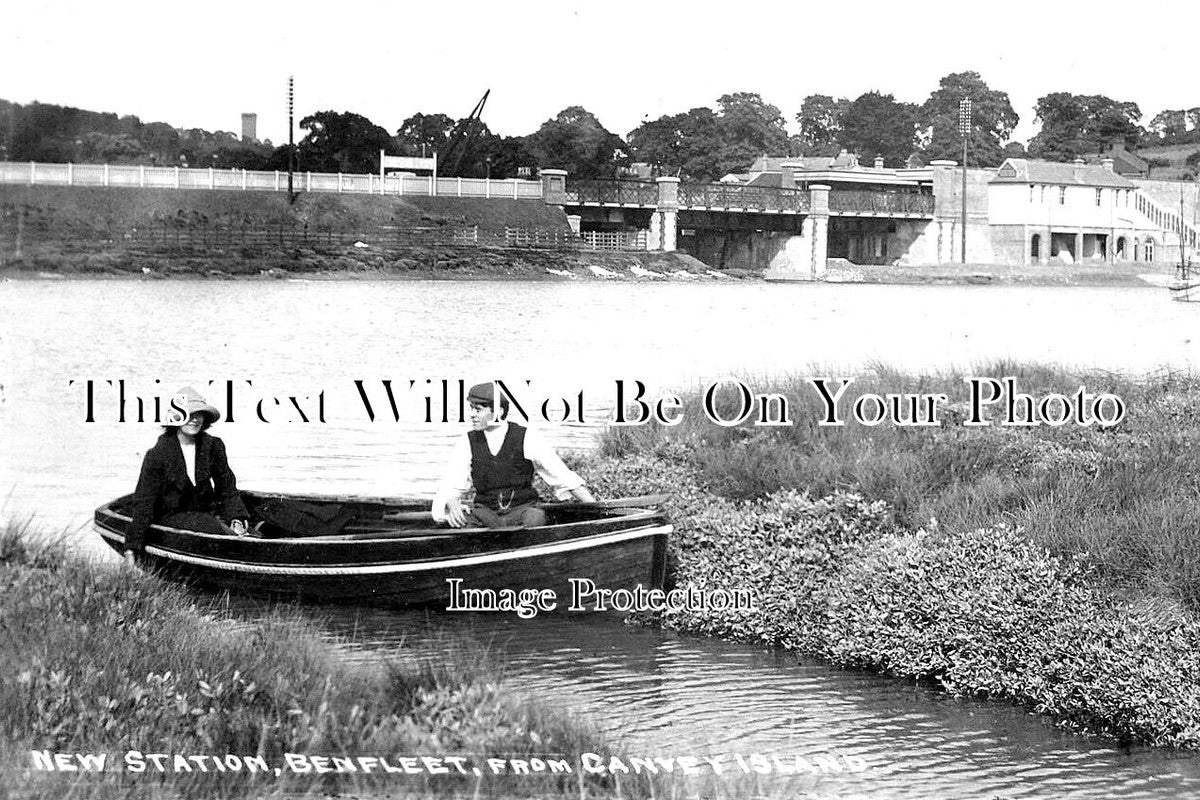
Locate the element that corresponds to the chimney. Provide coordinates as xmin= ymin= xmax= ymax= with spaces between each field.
xmin=1101 ymin=157 xmax=1115 ymax=172
xmin=1073 ymin=156 xmax=1086 ymax=180
xmin=874 ymin=155 xmax=884 ymax=169
xmin=241 ymin=113 xmax=257 ymax=142
xmin=780 ymin=162 xmax=800 ymax=189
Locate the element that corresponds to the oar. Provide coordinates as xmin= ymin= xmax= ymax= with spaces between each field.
xmin=381 ymin=510 xmax=436 ymax=523
xmin=539 ymin=493 xmax=671 ymax=511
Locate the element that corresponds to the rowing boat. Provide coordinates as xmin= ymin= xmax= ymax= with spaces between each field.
xmin=1169 ymin=278 xmax=1200 ymax=302
xmin=93 ymin=492 xmax=671 ymax=608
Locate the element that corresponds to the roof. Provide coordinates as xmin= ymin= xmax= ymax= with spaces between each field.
xmin=746 ymin=172 xmax=783 ymax=188
xmin=991 ymin=158 xmax=1135 ymax=188
xmin=747 ymin=151 xmax=861 ymax=174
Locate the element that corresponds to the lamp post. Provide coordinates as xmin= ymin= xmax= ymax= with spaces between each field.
xmin=959 ymin=97 xmax=972 ymax=263
xmin=485 ymin=155 xmax=492 ymax=181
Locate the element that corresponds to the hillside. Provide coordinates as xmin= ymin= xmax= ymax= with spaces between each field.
xmin=1136 ymin=143 xmax=1200 ymax=180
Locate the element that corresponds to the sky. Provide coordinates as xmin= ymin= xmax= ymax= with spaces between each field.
xmin=4 ymin=0 xmax=1200 ymax=150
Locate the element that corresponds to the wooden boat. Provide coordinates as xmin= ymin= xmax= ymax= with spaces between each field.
xmin=94 ymin=492 xmax=671 ymax=608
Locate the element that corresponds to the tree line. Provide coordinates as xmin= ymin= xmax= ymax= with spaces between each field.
xmin=2 ymin=72 xmax=1197 ymax=183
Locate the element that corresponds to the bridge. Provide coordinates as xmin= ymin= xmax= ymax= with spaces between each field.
xmin=562 ymin=178 xmax=935 ymax=218
xmin=547 ymin=172 xmax=937 ymax=274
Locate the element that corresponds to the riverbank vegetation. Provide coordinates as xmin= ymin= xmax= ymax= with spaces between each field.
xmin=1 ymin=523 xmax=617 ymax=798
xmin=586 ymin=363 xmax=1200 ymax=747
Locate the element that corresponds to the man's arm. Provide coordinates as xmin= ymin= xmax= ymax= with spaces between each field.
xmin=431 ymin=436 xmax=474 ymax=527
xmin=523 ymin=428 xmax=595 ymax=502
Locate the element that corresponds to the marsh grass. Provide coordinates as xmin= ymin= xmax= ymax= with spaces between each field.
xmin=585 ymin=449 xmax=1200 ymax=747
xmin=0 ymin=521 xmax=628 ymax=799
xmin=601 ymin=362 xmax=1200 ymax=610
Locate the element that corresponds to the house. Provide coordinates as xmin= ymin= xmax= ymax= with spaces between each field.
xmin=988 ymin=157 xmax=1180 ymax=263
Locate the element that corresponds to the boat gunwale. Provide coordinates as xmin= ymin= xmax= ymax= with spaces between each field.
xmin=94 ymin=523 xmax=673 ymax=577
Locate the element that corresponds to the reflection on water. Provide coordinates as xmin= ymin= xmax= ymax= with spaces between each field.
xmin=7 ymin=278 xmax=1200 ymax=797
xmin=222 ymin=599 xmax=1200 ymax=800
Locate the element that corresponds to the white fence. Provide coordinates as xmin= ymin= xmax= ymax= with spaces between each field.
xmin=0 ymin=161 xmax=545 ymax=200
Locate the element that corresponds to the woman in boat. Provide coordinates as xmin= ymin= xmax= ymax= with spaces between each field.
xmin=123 ymin=386 xmax=249 ymax=565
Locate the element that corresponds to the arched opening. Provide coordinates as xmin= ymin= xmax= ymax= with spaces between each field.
xmin=1116 ymin=236 xmax=1126 ymax=259
xmin=1030 ymin=233 xmax=1041 ymax=261
xmin=1144 ymin=239 xmax=1156 ymax=263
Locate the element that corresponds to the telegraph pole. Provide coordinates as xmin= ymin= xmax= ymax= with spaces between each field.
xmin=287 ymin=76 xmax=295 ymax=204
xmin=959 ymin=97 xmax=972 ymax=263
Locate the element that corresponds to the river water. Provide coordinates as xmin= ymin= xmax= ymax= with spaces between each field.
xmin=4 ymin=277 xmax=1200 ymax=797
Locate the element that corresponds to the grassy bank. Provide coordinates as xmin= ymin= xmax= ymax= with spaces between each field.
xmin=584 ymin=364 xmax=1200 ymax=747
xmin=0 ymin=185 xmax=731 ymax=280
xmin=1 ymin=523 xmax=621 ymax=799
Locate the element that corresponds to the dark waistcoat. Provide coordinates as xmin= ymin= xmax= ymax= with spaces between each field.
xmin=468 ymin=423 xmax=539 ymax=511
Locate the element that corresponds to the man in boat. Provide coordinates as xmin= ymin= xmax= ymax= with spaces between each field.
xmin=432 ymin=382 xmax=595 ymax=528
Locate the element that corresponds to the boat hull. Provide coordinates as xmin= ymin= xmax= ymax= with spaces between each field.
xmin=1170 ymin=279 xmax=1200 ymax=302
xmin=94 ymin=493 xmax=670 ymax=608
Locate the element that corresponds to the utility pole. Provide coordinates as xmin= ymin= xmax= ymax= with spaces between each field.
xmin=287 ymin=76 xmax=296 ymax=204
xmin=959 ymin=97 xmax=972 ymax=264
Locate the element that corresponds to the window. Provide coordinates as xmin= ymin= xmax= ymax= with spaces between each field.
xmin=1029 ymin=184 xmax=1035 ymax=202
xmin=1040 ymin=185 xmax=1046 ymax=203
xmin=1059 ymin=186 xmax=1067 ymax=205
xmin=1095 ymin=188 xmax=1103 ymax=206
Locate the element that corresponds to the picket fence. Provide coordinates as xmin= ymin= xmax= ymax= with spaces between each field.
xmin=0 ymin=161 xmax=544 ymax=200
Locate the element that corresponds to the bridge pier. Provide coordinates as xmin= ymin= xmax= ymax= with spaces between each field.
xmin=809 ymin=185 xmax=830 ymax=278
xmin=654 ymin=177 xmax=679 ymax=252
xmin=763 ymin=184 xmax=829 ymax=280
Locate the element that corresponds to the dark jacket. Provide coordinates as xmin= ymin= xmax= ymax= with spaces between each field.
xmin=125 ymin=431 xmax=249 ymax=553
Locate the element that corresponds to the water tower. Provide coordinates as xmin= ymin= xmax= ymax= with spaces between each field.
xmin=241 ymin=113 xmax=258 ymax=142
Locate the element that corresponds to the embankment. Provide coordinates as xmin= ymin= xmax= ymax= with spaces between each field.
xmin=0 ymin=185 xmax=731 ymax=281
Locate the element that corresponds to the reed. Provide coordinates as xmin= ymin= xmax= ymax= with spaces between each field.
xmin=0 ymin=521 xmax=618 ymax=798
xmin=599 ymin=362 xmax=1200 ymax=610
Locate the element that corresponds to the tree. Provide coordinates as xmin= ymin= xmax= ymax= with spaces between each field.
xmin=1002 ymin=141 xmax=1028 ymax=159
xmin=626 ymin=107 xmax=721 ymax=181
xmin=796 ymin=94 xmax=848 ymax=155
xmin=75 ymin=132 xmax=148 ymax=164
xmin=525 ymin=106 xmax=627 ymax=179
xmin=395 ymin=112 xmax=455 ymax=157
xmin=1087 ymin=96 xmax=1142 ymax=150
xmin=1028 ymin=93 xmax=1143 ymax=159
xmin=488 ymin=135 xmax=538 ymax=179
xmin=713 ymin=92 xmax=792 ymax=175
xmin=920 ymin=71 xmax=1018 ymax=167
xmin=296 ymin=110 xmax=393 ymax=173
xmin=627 ymin=93 xmax=792 ymax=181
xmin=1148 ymin=109 xmax=1188 ymax=143
xmin=838 ymin=92 xmax=919 ymax=165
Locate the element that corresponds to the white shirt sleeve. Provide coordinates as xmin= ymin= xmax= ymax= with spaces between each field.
xmin=430 ymin=435 xmax=474 ymax=521
xmin=522 ymin=426 xmax=586 ymax=500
